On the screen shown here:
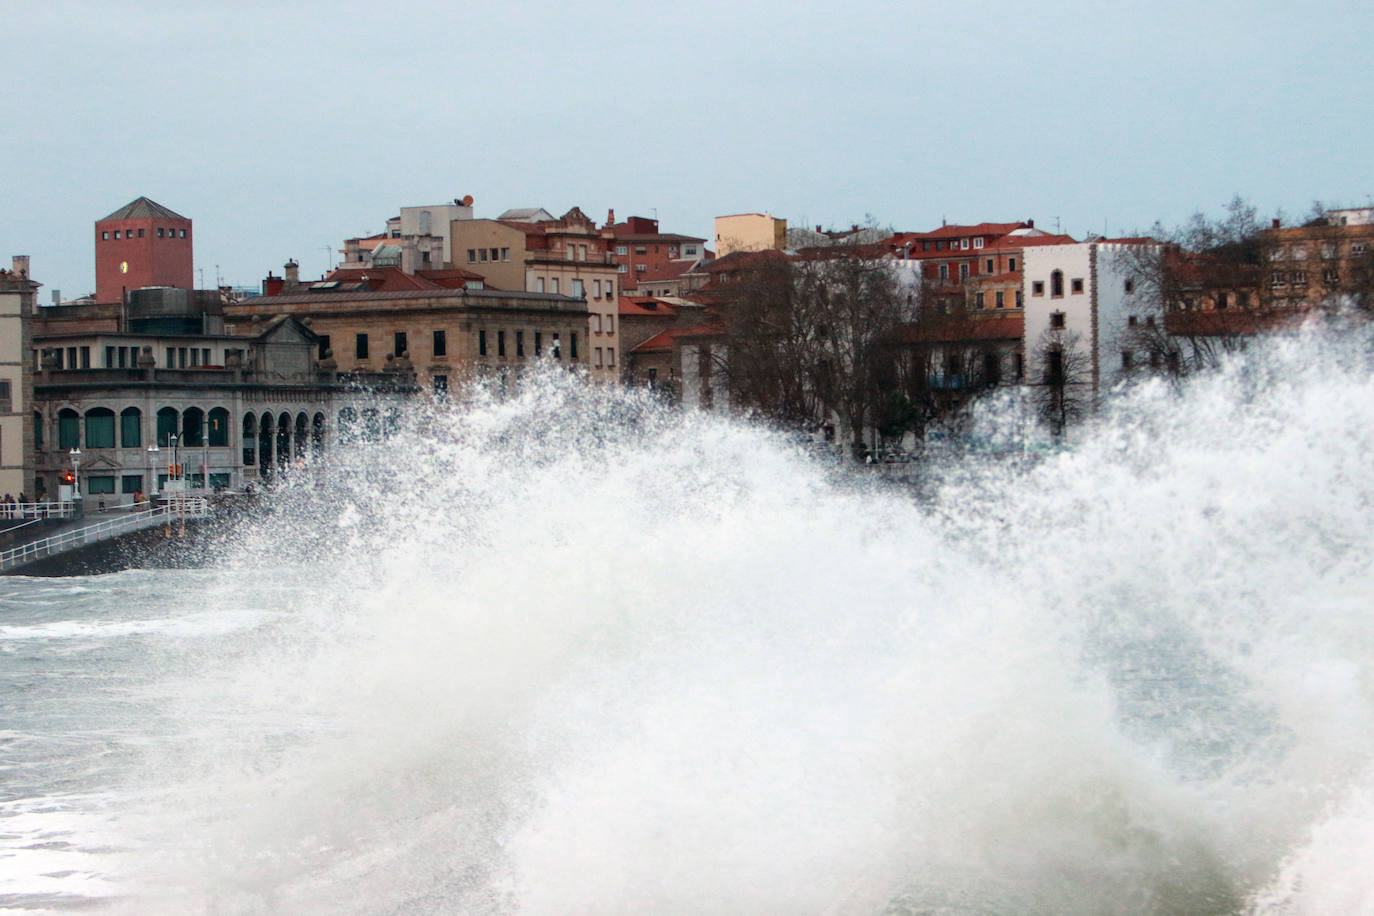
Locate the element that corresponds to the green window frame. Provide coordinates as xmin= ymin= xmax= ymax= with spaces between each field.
xmin=85 ymin=409 xmax=116 ymax=448
xmin=58 ymin=410 xmax=80 ymax=449
xmin=121 ymin=408 xmax=142 ymax=447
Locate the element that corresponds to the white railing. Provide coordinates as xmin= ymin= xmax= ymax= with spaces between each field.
xmin=0 ymin=501 xmax=75 ymax=522
xmin=0 ymin=498 xmax=211 ymax=573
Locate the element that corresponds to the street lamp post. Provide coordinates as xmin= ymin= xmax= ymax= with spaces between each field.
xmin=146 ymin=443 xmax=159 ymax=500
xmin=68 ymin=447 xmax=82 ymax=502
xmin=169 ymin=434 xmax=180 ymax=492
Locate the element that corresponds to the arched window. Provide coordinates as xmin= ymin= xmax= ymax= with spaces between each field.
xmin=1050 ymin=270 xmax=1064 ymax=297
xmin=120 ymin=407 xmax=142 ymax=448
xmin=157 ymin=407 xmax=179 ymax=446
xmin=182 ymin=407 xmax=205 ymax=447
xmin=58 ymin=408 xmax=80 ymax=449
xmin=242 ymin=413 xmax=257 ymax=469
xmin=361 ymin=408 xmax=381 ymax=442
xmin=257 ymin=414 xmax=273 ymax=477
xmin=337 ymin=407 xmax=357 ymax=444
xmin=311 ymin=412 xmax=326 ymax=452
xmin=276 ymin=412 xmax=291 ymax=466
xmin=207 ymin=407 xmax=229 ymax=447
xmin=294 ymin=413 xmax=308 ymax=459
xmin=85 ymin=408 xmax=116 ymax=448
xmin=34 ymin=411 xmax=44 ymax=451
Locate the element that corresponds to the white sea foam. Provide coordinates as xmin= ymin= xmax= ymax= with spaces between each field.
xmin=8 ymin=330 xmax=1374 ymax=914
xmin=0 ymin=610 xmax=278 ymax=643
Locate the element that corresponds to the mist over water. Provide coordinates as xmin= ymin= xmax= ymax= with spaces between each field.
xmin=7 ymin=328 xmax=1374 ymax=914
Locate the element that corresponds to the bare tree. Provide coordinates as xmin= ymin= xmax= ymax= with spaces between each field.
xmin=885 ymin=296 xmax=1011 ymax=443
xmin=715 ymin=249 xmax=906 ymax=456
xmin=1114 ymin=196 xmax=1267 ymax=315
xmin=1109 ymin=196 xmax=1274 ymax=381
xmin=1034 ymin=327 xmax=1091 ymax=436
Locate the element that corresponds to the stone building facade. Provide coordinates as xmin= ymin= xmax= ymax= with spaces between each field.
xmin=29 ymin=312 xmax=413 ymax=505
xmin=0 ymin=257 xmax=37 ymax=498
xmin=225 ymin=286 xmax=590 ymax=397
xmin=450 ymin=207 xmax=619 ymax=382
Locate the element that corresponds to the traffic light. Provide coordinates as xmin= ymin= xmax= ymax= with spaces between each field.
xmin=60 ymin=469 xmax=75 ymax=484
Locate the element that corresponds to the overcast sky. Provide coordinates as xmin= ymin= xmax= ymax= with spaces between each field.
xmin=5 ymin=0 xmax=1372 ymax=301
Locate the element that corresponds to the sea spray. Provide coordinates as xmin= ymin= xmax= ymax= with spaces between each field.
xmin=6 ymin=329 xmax=1372 ymax=913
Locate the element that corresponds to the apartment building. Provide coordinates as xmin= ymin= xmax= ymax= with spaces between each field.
xmin=451 ymin=207 xmax=620 ymax=382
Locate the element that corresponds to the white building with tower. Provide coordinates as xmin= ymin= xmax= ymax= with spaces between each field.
xmin=1022 ymin=239 xmax=1158 ymax=403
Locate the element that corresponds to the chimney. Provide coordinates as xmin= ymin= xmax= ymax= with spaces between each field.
xmin=851 ymin=224 xmax=859 ymax=233
xmin=1027 ymin=218 xmax=1034 ymax=228
xmin=606 ymin=208 xmax=615 ymax=228
xmin=816 ymin=225 xmax=823 ymax=233
xmin=1272 ymin=218 xmax=1281 ymax=229
xmin=284 ymin=259 xmax=299 ymax=283
xmin=12 ymin=255 xmax=30 ymax=277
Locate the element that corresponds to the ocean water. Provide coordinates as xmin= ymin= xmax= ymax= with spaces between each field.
xmin=3 ymin=330 xmax=1374 ymax=914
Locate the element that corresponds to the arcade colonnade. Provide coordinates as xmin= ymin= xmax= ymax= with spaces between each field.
xmin=31 ymin=397 xmax=368 ymax=499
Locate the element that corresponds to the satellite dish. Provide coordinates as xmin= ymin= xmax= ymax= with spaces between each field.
xmin=461 ymin=195 xmax=474 ymax=207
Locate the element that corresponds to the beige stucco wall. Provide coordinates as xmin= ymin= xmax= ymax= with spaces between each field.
xmin=714 ymin=214 xmax=787 ymax=256
xmin=450 ymin=221 xmax=527 ymax=291
xmin=526 ymin=263 xmax=619 ymax=383
xmin=0 ymin=284 xmax=34 ymax=497
xmin=226 ymin=292 xmax=589 ymax=391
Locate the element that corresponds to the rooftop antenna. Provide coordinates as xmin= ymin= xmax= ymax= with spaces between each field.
xmin=1054 ymin=216 xmax=1061 ymax=233
xmin=197 ymin=268 xmax=204 ymax=289
xmin=322 ymin=245 xmax=333 ymax=274
xmin=215 ymin=264 xmax=222 ymax=288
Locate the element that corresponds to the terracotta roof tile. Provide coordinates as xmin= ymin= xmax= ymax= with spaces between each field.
xmin=978 ymin=233 xmax=1078 ymax=252
xmin=619 ymin=296 xmax=680 ymax=317
xmin=889 ymin=315 xmax=1024 ymax=344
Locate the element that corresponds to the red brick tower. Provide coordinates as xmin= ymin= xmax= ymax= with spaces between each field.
xmin=95 ymin=197 xmax=193 ymax=303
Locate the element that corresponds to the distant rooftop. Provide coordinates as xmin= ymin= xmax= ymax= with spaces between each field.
xmin=497 ymin=207 xmax=556 ymax=222
xmin=101 ymin=196 xmax=188 ymax=222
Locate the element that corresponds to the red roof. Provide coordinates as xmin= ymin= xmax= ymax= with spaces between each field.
xmin=323 ymin=266 xmax=484 ymax=292
xmin=416 ymin=268 xmax=486 ymax=288
xmin=631 ymin=329 xmax=686 ymax=352
xmin=889 ymin=222 xmax=1028 ymax=243
xmin=633 ymin=259 xmax=701 ymax=283
xmin=619 ymin=296 xmax=680 ymax=317
xmin=612 ymin=230 xmax=706 ymax=244
xmin=1165 ymin=307 xmax=1307 ymax=337
xmin=629 ymin=322 xmax=724 ymax=352
xmin=978 ymin=233 xmax=1079 ymax=252
xmin=702 ymin=249 xmax=792 ymax=272
xmin=889 ymin=315 xmax=1024 ymax=345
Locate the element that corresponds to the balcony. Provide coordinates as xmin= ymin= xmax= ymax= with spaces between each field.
xmin=525 ymin=251 xmax=616 ymax=267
